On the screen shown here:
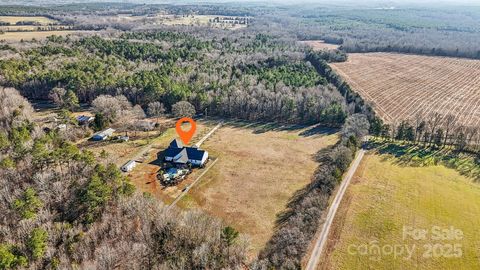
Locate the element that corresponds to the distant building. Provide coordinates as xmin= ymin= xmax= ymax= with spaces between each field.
xmin=92 ymin=128 xmax=115 ymax=141
xmin=77 ymin=115 xmax=94 ymax=125
xmin=121 ymin=160 xmax=136 ymax=172
xmin=118 ymin=135 xmax=129 ymax=142
xmin=164 ymin=139 xmax=209 ymax=167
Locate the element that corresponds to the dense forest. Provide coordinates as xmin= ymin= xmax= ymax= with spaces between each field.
xmin=0 ymin=88 xmax=248 ymax=269
xmin=257 ymin=5 xmax=480 ymax=59
xmin=0 ymin=30 xmax=355 ymax=126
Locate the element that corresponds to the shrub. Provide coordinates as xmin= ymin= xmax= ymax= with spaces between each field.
xmin=28 ymin=228 xmax=48 ymax=260
xmin=12 ymin=188 xmax=43 ymax=219
xmin=0 ymin=244 xmax=27 ymax=269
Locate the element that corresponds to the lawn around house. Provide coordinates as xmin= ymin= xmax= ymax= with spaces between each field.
xmin=176 ymin=121 xmax=339 ymax=256
xmin=125 ymin=119 xmax=214 ymax=204
xmin=321 ymin=154 xmax=480 ymax=270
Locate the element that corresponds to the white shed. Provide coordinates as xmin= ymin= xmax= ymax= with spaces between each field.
xmin=92 ymin=128 xmax=116 ymax=141
xmin=121 ymin=160 xmax=136 ymax=172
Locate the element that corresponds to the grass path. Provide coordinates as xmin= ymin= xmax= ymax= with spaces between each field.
xmin=306 ymin=149 xmax=365 ymax=270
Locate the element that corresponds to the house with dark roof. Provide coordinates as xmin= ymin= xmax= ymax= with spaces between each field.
xmin=164 ymin=139 xmax=209 ymax=167
xmin=170 ymin=138 xmax=184 ymax=149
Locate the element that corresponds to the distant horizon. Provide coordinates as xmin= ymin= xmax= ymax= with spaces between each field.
xmin=2 ymin=0 xmax=480 ymax=7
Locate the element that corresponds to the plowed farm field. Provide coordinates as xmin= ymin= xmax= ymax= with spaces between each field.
xmin=331 ymin=53 xmax=480 ymax=127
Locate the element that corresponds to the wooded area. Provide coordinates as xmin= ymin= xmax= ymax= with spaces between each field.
xmin=0 ymin=87 xmax=248 ymax=269
xmin=281 ymin=6 xmax=480 ymax=59
xmin=0 ymin=30 xmax=352 ymax=127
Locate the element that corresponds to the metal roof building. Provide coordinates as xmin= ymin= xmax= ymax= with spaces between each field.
xmin=92 ymin=128 xmax=115 ymax=141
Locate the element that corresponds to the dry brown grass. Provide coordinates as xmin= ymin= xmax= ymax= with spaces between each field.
xmin=85 ymin=118 xmax=177 ymax=164
xmin=0 ymin=25 xmax=41 ymax=31
xmin=300 ymin=40 xmax=339 ymax=51
xmin=331 ymin=53 xmax=480 ymax=127
xmin=176 ymin=121 xmax=338 ymax=257
xmin=0 ymin=25 xmax=71 ymax=32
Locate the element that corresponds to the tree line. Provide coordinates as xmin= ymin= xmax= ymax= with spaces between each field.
xmin=265 ymin=5 xmax=480 ymax=60
xmin=370 ymin=112 xmax=480 ymax=153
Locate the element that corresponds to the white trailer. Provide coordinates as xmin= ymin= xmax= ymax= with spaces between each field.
xmin=121 ymin=160 xmax=136 ymax=172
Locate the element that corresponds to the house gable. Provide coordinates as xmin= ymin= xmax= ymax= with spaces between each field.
xmin=170 ymin=138 xmax=184 ymax=149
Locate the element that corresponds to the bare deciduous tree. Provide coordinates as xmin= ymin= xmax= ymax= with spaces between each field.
xmin=172 ymin=101 xmax=196 ymax=118
xmin=147 ymin=101 xmax=165 ymax=123
xmin=426 ymin=112 xmax=442 ymax=145
xmin=92 ymin=95 xmax=144 ymax=124
xmin=443 ymin=114 xmax=455 ymax=146
xmin=0 ymin=87 xmax=33 ymax=131
xmin=48 ymin=87 xmax=67 ymax=107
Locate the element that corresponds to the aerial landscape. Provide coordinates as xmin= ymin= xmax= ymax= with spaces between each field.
xmin=0 ymin=0 xmax=479 ymax=269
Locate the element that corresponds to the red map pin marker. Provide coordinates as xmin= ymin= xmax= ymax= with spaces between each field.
xmin=175 ymin=117 xmax=196 ymax=145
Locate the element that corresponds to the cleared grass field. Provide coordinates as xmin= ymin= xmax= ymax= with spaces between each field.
xmin=331 ymin=53 xmax=480 ymax=127
xmin=156 ymin=14 xmax=248 ymax=29
xmin=320 ymin=154 xmax=480 ymax=269
xmin=176 ymin=121 xmax=339 ymax=256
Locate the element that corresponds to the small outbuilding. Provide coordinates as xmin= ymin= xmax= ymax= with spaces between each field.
xmin=77 ymin=115 xmax=94 ymax=125
xmin=121 ymin=160 xmax=136 ymax=172
xmin=92 ymin=128 xmax=115 ymax=141
xmin=118 ymin=135 xmax=129 ymax=142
